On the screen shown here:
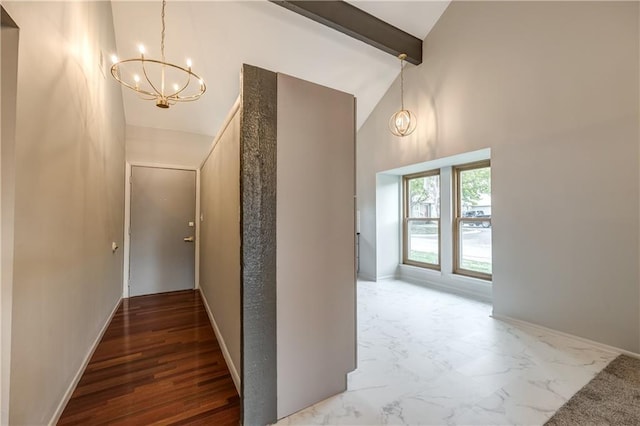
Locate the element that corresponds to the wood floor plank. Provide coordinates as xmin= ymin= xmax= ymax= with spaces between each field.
xmin=58 ymin=290 xmax=240 ymax=425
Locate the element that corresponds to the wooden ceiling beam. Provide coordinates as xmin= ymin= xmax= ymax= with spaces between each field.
xmin=269 ymin=0 xmax=423 ymax=65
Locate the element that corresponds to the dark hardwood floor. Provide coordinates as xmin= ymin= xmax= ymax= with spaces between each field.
xmin=58 ymin=290 xmax=240 ymax=425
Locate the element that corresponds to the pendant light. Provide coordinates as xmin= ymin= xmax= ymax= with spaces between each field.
xmin=110 ymin=0 xmax=206 ymax=108
xmin=389 ymin=53 xmax=416 ymax=137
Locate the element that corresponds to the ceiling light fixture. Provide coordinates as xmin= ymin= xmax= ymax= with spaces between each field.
xmin=110 ymin=0 xmax=206 ymax=109
xmin=389 ymin=53 xmax=416 ymax=137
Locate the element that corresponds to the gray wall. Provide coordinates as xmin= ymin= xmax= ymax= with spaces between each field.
xmin=357 ymin=1 xmax=639 ymax=351
xmin=3 ymin=1 xmax=126 ymax=423
xmin=276 ymin=73 xmax=356 ymax=418
xmin=0 ymin=8 xmax=19 ymax=424
xmin=199 ymin=110 xmax=241 ymax=388
xmin=126 ymin=125 xmax=212 ymax=168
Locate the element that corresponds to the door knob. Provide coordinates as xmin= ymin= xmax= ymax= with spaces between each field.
xmin=183 ymin=236 xmax=194 ymax=242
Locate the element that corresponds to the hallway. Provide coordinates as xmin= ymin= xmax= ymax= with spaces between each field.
xmin=58 ymin=291 xmax=240 ymax=425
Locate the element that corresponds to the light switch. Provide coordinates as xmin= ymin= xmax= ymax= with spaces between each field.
xmin=188 ymin=221 xmax=194 ymax=227
xmin=200 ymin=213 xmax=204 ymax=222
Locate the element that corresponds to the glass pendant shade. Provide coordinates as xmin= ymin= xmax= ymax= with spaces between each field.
xmin=389 ymin=109 xmax=417 ymax=137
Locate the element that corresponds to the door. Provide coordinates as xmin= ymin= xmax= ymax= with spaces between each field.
xmin=129 ymin=166 xmax=196 ymax=297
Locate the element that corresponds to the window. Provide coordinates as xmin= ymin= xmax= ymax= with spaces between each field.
xmin=454 ymin=161 xmax=492 ymax=279
xmin=403 ymin=171 xmax=440 ymax=270
xmin=401 ymin=158 xmax=492 ymax=282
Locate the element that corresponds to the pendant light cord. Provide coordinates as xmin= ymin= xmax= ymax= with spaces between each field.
xmin=161 ymin=0 xmax=166 ymax=62
xmin=400 ymin=55 xmax=405 ymax=110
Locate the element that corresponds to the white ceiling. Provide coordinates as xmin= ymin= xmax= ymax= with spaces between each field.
xmin=111 ymin=1 xmax=450 ymax=137
xmin=350 ymin=1 xmax=450 ymax=40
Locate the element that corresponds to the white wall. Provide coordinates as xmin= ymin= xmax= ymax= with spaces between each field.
xmin=276 ymin=73 xmax=356 ymax=419
xmin=198 ymin=109 xmax=241 ymax=390
xmin=357 ymin=1 xmax=640 ymax=351
xmin=3 ymin=2 xmax=126 ymax=423
xmin=375 ymin=173 xmax=401 ymax=280
xmin=126 ymin=125 xmax=212 ymax=168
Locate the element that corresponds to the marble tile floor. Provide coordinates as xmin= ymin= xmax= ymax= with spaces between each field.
xmin=276 ymin=279 xmax=618 ymax=426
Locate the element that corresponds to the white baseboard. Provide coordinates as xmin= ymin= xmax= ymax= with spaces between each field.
xmin=199 ymin=289 xmax=241 ymax=394
xmin=492 ymin=314 xmax=640 ymax=360
xmin=376 ymin=273 xmax=397 ymax=281
xmin=357 ymin=272 xmax=376 ymax=282
xmin=49 ymin=296 xmax=122 ymax=426
xmin=399 ymin=274 xmax=492 ymax=304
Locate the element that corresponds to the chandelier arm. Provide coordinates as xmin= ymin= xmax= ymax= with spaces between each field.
xmin=171 ymin=68 xmax=192 ymax=99
xmin=141 ymin=58 xmax=164 ymax=98
xmin=169 ymin=96 xmax=201 ymax=103
xmin=110 ymin=64 xmax=160 ymax=98
xmin=173 ymin=83 xmax=207 ymax=101
xmin=118 ymin=82 xmax=158 ymax=99
xmin=172 ymin=67 xmax=207 ymax=101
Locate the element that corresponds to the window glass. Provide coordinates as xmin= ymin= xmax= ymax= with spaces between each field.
xmin=459 ymin=167 xmax=491 ymax=217
xmin=408 ymin=175 xmax=440 ymax=218
xmin=407 ymin=220 xmax=439 ymax=265
xmin=458 ymin=222 xmax=492 ymax=275
xmin=404 ymin=172 xmax=440 ymax=269
xmin=456 ymin=164 xmax=492 ymax=279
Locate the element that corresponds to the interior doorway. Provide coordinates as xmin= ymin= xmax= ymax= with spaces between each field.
xmin=127 ymin=165 xmax=197 ymax=297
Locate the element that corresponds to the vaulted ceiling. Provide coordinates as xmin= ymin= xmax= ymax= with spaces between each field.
xmin=111 ymin=1 xmax=450 ymax=137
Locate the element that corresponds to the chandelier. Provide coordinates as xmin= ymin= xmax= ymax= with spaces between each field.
xmin=110 ymin=0 xmax=206 ymax=108
xmin=389 ymin=53 xmax=416 ymax=137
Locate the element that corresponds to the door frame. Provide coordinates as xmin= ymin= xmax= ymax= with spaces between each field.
xmin=123 ymin=162 xmax=201 ymax=298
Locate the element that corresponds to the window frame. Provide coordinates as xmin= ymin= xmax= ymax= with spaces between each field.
xmin=402 ymin=170 xmax=441 ymax=270
xmin=453 ymin=160 xmax=492 ymax=280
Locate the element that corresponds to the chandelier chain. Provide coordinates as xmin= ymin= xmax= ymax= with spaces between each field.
xmin=161 ymin=0 xmax=166 ymax=62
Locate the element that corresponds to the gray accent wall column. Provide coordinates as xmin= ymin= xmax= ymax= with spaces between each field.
xmin=275 ymin=73 xmax=356 ymax=419
xmin=239 ymin=64 xmax=278 ymax=426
